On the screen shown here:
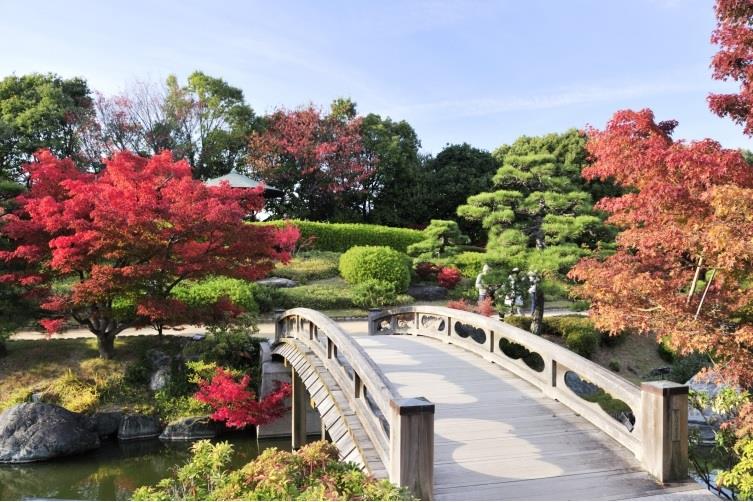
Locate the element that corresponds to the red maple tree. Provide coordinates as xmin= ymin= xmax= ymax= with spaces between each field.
xmin=568 ymin=109 xmax=753 ymax=386
xmin=247 ymin=106 xmax=373 ymax=221
xmin=708 ymin=0 xmax=753 ymax=135
xmin=195 ymin=367 xmax=291 ymax=429
xmin=0 ymin=150 xmax=299 ymax=358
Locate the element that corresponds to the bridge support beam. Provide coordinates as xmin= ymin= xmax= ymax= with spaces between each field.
xmin=292 ymin=369 xmax=309 ymax=450
xmin=640 ymin=381 xmax=689 ymax=483
xmin=389 ymin=397 xmax=434 ymax=500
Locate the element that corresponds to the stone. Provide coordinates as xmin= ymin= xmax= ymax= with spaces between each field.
xmin=117 ymin=414 xmax=162 ymax=441
xmin=0 ymin=403 xmax=100 ymax=463
xmin=159 ymin=416 xmax=217 ymax=440
xmin=407 ymin=285 xmax=447 ymax=301
xmin=256 ymin=277 xmax=297 ymax=288
xmin=149 ymin=367 xmax=171 ymax=391
xmin=91 ymin=411 xmax=124 ymax=438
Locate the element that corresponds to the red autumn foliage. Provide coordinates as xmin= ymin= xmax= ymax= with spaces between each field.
xmin=569 ymin=109 xmax=753 ymax=386
xmin=247 ymin=106 xmax=374 ymax=220
xmin=0 ymin=149 xmax=299 ymax=358
xmin=414 ymin=262 xmax=440 ymax=281
xmin=195 ymin=367 xmax=291 ymax=429
xmin=446 ymin=297 xmax=496 ymax=317
xmin=708 ymin=0 xmax=753 ymax=135
xmin=437 ymin=266 xmax=462 ymax=289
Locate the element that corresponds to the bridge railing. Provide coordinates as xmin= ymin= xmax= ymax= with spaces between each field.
xmin=369 ymin=305 xmax=688 ymax=484
xmin=274 ymin=308 xmax=434 ymax=499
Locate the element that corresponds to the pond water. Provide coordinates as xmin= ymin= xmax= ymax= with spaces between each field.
xmin=0 ymin=434 xmax=291 ymax=501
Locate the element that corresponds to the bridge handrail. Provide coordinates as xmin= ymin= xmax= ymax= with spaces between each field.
xmin=274 ymin=307 xmax=434 ymax=499
xmin=369 ymin=305 xmax=689 ymax=483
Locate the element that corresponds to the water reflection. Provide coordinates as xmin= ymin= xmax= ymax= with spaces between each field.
xmin=0 ymin=434 xmax=290 ymax=501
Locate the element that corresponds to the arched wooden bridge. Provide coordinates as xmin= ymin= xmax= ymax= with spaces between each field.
xmin=270 ymin=306 xmax=712 ymax=501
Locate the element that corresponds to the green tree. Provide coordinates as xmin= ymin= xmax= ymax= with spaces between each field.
xmin=359 ymin=113 xmax=424 ymax=226
xmin=82 ymin=72 xmax=257 ymax=179
xmin=421 ymin=144 xmax=497 ymax=240
xmin=407 ymin=220 xmax=469 ymax=261
xmin=458 ymin=151 xmax=612 ymax=335
xmin=0 ymin=73 xmax=92 ymax=179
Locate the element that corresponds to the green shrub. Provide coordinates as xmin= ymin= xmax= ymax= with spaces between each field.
xmin=608 ymin=360 xmax=620 ymax=372
xmin=174 ymin=277 xmax=260 ymax=314
xmin=277 ymin=284 xmax=356 ymax=310
xmin=407 ymin=220 xmax=469 ymax=260
xmin=257 ymin=220 xmax=423 ymax=253
xmin=504 ymin=315 xmax=532 ymax=331
xmin=339 ymin=246 xmax=410 ymax=292
xmin=248 ymin=284 xmax=283 ymax=313
xmin=352 ymin=280 xmax=398 ymax=308
xmin=447 ymin=252 xmax=487 ymax=279
xmin=183 ymin=315 xmax=261 ymax=374
xmin=564 ymin=328 xmax=599 ymax=358
xmin=668 ymin=353 xmax=710 ymax=384
xmin=133 ymin=440 xmax=410 ymax=501
xmin=657 ymin=337 xmax=675 ymax=363
xmin=273 ymin=251 xmax=341 ymax=283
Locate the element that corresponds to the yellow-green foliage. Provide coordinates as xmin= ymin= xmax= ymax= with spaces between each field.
xmin=44 ymin=370 xmax=100 ymax=413
xmin=339 ymin=246 xmax=410 ymax=292
xmin=274 ymin=251 xmax=341 ymax=283
xmin=132 ymin=440 xmax=411 ymax=501
xmin=257 ymin=220 xmax=423 ymax=253
xmin=719 ymin=438 xmax=753 ymax=499
xmin=0 ymin=387 xmax=33 ymax=411
xmin=174 ymin=276 xmax=260 ymax=314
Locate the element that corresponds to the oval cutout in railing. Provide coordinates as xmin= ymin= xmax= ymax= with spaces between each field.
xmin=454 ymin=322 xmax=486 ymax=344
xmin=421 ymin=315 xmax=446 ymax=332
xmin=377 ymin=319 xmax=390 ymax=332
xmin=498 ymin=338 xmax=545 ymax=372
xmin=564 ymin=371 xmax=635 ymax=432
xmin=396 ymin=313 xmax=414 ymax=330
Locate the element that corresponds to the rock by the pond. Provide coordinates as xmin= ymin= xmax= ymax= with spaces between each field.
xmin=407 ymin=285 xmax=447 ymax=301
xmin=159 ymin=416 xmax=217 ymax=440
xmin=92 ymin=411 xmax=124 ymax=438
xmin=256 ymin=277 xmax=297 ymax=288
xmin=0 ymin=403 xmax=100 ymax=463
xmin=149 ymin=367 xmax=171 ymax=391
xmin=118 ymin=414 xmax=161 ymax=441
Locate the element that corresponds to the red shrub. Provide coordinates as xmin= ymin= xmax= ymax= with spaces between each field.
xmin=437 ymin=266 xmax=462 ymax=289
xmin=414 ymin=262 xmax=440 ymax=281
xmin=195 ymin=368 xmax=291 ymax=429
xmin=446 ymin=297 xmax=496 ymax=317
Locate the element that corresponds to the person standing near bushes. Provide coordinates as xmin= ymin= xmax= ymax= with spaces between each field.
xmin=476 ymin=264 xmax=491 ymax=304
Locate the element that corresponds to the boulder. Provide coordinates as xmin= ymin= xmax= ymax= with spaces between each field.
xmin=407 ymin=285 xmax=447 ymax=301
xmin=91 ymin=411 xmax=124 ymax=438
xmin=159 ymin=416 xmax=217 ymax=440
xmin=117 ymin=414 xmax=161 ymax=441
xmin=149 ymin=367 xmax=171 ymax=391
xmin=256 ymin=277 xmax=297 ymax=288
xmin=0 ymin=403 xmax=100 ymax=463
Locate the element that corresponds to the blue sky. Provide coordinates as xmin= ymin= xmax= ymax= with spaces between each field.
xmin=1 ymin=0 xmax=748 ymax=153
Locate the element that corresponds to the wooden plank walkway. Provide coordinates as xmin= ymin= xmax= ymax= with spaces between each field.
xmin=353 ymin=332 xmax=714 ymax=501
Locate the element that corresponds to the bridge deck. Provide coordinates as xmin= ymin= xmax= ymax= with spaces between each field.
xmin=352 ymin=332 xmax=712 ymax=501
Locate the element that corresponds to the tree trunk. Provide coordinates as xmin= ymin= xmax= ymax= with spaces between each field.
xmin=97 ymin=332 xmax=116 ymax=359
xmin=529 ymin=286 xmax=545 ymax=336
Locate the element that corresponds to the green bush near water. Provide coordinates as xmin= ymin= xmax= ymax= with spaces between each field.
xmin=257 ymin=220 xmax=423 ymax=253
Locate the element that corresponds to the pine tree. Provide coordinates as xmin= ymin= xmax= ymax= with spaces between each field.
xmin=457 ymin=151 xmax=612 ymax=335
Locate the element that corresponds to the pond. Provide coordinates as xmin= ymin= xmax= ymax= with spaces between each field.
xmin=0 ymin=434 xmax=291 ymax=501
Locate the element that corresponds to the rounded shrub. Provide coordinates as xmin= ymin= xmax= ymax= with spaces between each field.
xmin=352 ymin=279 xmax=398 ymax=308
xmin=564 ymin=328 xmax=599 ymax=358
xmin=174 ymin=277 xmax=259 ymax=314
xmin=339 ymin=246 xmax=410 ymax=292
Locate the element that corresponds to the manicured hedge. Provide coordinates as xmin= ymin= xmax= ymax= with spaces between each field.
xmin=339 ymin=246 xmax=411 ymax=292
xmin=257 ymin=220 xmax=423 ymax=253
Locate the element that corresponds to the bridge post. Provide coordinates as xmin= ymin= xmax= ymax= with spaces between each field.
xmin=639 ymin=381 xmax=689 ymax=483
xmin=291 ymin=368 xmax=308 ymax=450
xmin=368 ymin=308 xmax=382 ymax=336
xmin=389 ymin=397 xmax=434 ymax=500
xmin=274 ymin=308 xmax=285 ymax=344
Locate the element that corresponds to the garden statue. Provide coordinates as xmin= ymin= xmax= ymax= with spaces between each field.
xmin=475 ymin=264 xmax=491 ymax=304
